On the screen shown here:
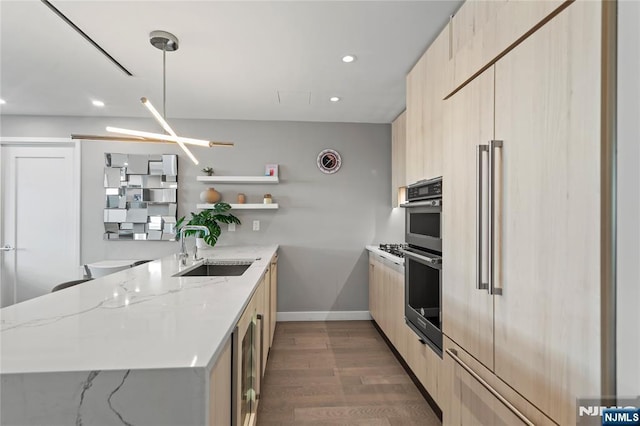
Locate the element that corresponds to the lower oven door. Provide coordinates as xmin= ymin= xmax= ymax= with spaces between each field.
xmin=402 ymin=248 xmax=443 ymax=355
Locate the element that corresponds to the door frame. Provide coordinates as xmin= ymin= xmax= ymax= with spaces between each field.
xmin=0 ymin=137 xmax=82 ymax=302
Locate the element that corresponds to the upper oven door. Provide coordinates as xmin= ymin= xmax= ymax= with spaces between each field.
xmin=405 ymin=200 xmax=442 ymax=252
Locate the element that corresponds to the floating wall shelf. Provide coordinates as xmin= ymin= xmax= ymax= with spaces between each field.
xmin=196 ymin=176 xmax=279 ymax=184
xmin=197 ymin=203 xmax=279 ymax=210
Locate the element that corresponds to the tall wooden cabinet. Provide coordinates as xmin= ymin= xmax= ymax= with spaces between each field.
xmin=391 ymin=111 xmax=407 ymax=207
xmin=492 ymin=3 xmax=601 ymax=422
xmin=442 ymin=2 xmax=602 ymax=425
xmin=421 ymin=28 xmax=449 ymax=180
xmin=405 ymin=24 xmax=450 ymax=185
xmin=405 ymin=54 xmax=427 ymax=184
xmin=442 ymin=67 xmax=495 ymax=370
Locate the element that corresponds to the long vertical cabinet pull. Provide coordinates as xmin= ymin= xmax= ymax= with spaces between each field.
xmin=256 ymin=313 xmax=264 ymax=400
xmin=476 ymin=144 xmax=489 ymax=290
xmin=231 ymin=327 xmax=239 ymax=426
xmin=488 ymin=140 xmax=503 ymax=296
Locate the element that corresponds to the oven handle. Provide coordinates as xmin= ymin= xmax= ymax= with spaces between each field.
xmin=399 ymin=199 xmax=441 ymax=208
xmin=400 ymin=249 xmax=442 ymax=266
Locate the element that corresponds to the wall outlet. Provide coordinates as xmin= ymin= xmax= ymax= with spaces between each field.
xmin=228 ymin=223 xmax=236 ymax=232
xmin=252 ymin=220 xmax=260 ymax=231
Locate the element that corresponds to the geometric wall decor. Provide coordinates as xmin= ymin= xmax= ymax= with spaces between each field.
xmin=103 ymin=153 xmax=178 ymax=241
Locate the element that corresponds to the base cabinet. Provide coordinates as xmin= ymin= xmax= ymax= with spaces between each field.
xmin=209 ymin=253 xmax=278 ymax=426
xmin=234 ymin=281 xmax=259 ymax=426
xmin=368 ymin=252 xmax=443 ymax=408
xmin=442 ymin=337 xmax=554 ymax=426
xmin=269 ymin=254 xmax=278 ymax=347
xmin=209 ymin=338 xmax=233 ymax=426
xmin=259 ymin=268 xmax=271 ymax=379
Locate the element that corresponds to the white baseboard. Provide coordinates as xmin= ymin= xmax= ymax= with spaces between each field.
xmin=276 ymin=311 xmax=372 ymax=322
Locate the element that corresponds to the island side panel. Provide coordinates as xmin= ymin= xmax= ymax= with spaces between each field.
xmin=1 ymin=368 xmax=207 ymax=426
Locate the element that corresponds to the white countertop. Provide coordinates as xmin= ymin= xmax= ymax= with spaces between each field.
xmin=0 ymin=245 xmax=278 ymax=375
xmin=365 ymin=245 xmax=405 ymax=265
xmin=85 ymin=259 xmax=142 ymax=268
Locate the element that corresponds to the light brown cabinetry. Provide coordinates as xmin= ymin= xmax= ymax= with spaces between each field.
xmin=442 ymin=2 xmax=602 ymax=425
xmin=256 ymin=270 xmax=269 ymax=393
xmin=403 ymin=324 xmax=441 ymax=406
xmin=405 ymin=54 xmax=427 ymax=184
xmin=368 ymin=252 xmax=443 ymax=407
xmin=405 ymin=23 xmax=450 ymax=184
xmin=209 ymin=254 xmax=277 ymax=426
xmin=492 ymin=3 xmax=601 ymax=423
xmin=209 ymin=338 xmax=232 ymax=426
xmin=442 ymin=67 xmax=495 ymax=370
xmin=391 ymin=111 xmax=407 ymax=207
xmin=448 ymin=0 xmax=569 ymax=95
xmin=368 ymin=253 xmax=384 ymax=329
xmin=443 ymin=337 xmax=555 ymax=426
xmin=421 ymin=27 xmax=449 ymax=180
xmin=234 ymin=277 xmax=261 ymax=426
xmin=233 ymin=271 xmax=272 ymax=426
xmin=269 ymin=254 xmax=278 ymax=347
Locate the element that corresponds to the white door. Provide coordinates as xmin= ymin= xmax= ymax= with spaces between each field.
xmin=1 ymin=142 xmax=80 ymax=306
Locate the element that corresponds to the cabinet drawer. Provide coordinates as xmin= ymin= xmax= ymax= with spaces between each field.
xmin=442 ymin=337 xmax=554 ymax=426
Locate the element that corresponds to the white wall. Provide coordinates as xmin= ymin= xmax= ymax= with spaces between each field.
xmin=617 ymin=0 xmax=640 ymax=396
xmin=0 ymin=115 xmax=404 ymax=313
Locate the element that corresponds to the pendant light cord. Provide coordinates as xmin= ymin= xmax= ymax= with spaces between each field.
xmin=162 ymin=44 xmax=167 ymax=119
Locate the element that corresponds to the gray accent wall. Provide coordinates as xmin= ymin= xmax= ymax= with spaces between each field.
xmin=0 ymin=115 xmax=404 ymax=313
xmin=617 ymin=0 xmax=640 ymax=396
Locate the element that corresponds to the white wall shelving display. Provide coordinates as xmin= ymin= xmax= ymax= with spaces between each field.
xmin=196 ymin=176 xmax=279 ymax=184
xmin=196 ymin=203 xmax=279 ymax=210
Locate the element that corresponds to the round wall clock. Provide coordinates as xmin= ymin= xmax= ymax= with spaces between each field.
xmin=317 ymin=149 xmax=342 ymax=174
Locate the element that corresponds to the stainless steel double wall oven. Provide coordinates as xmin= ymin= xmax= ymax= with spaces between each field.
xmin=401 ymin=177 xmax=443 ymax=356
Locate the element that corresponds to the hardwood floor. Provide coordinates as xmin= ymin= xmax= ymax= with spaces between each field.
xmin=257 ymin=321 xmax=441 ymax=426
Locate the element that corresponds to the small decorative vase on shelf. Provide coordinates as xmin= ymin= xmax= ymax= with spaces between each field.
xmin=200 ymin=188 xmax=221 ymax=204
xmin=237 ymin=193 xmax=246 ymax=204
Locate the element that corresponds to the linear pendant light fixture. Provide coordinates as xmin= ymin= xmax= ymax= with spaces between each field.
xmin=72 ymin=30 xmax=233 ymax=164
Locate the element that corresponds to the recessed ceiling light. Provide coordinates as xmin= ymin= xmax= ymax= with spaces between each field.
xmin=0 ymin=99 xmax=6 ymax=105
xmin=92 ymin=100 xmax=105 ymax=107
xmin=330 ymin=96 xmax=341 ymax=102
xmin=341 ymin=55 xmax=356 ymax=63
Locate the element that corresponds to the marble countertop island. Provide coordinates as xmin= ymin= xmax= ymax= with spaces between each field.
xmin=0 ymin=245 xmax=278 ymax=426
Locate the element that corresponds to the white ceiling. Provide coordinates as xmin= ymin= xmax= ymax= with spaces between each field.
xmin=0 ymin=0 xmax=462 ymax=124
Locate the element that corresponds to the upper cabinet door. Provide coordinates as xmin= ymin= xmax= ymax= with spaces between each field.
xmin=391 ymin=111 xmax=407 ymax=207
xmin=422 ymin=28 xmax=450 ymax=180
xmin=449 ymin=0 xmax=569 ymax=95
xmin=442 ymin=67 xmax=495 ymax=371
xmin=493 ymin=2 xmax=602 ymax=424
xmin=405 ymin=53 xmax=427 ymax=184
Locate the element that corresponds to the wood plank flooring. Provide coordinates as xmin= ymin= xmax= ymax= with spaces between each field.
xmin=257 ymin=321 xmax=441 ymax=426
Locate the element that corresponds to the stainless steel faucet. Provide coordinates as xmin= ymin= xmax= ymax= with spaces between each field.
xmin=179 ymin=225 xmax=210 ymax=265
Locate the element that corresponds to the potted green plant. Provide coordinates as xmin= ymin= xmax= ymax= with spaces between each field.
xmin=176 ymin=203 xmax=241 ymax=248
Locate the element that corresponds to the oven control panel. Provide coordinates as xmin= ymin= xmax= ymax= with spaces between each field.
xmin=407 ymin=177 xmax=442 ymax=202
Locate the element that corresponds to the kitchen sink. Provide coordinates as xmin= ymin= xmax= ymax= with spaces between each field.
xmin=174 ymin=260 xmax=254 ymax=277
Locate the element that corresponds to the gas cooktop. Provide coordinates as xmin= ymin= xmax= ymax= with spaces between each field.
xmin=378 ymin=243 xmax=408 ymax=258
